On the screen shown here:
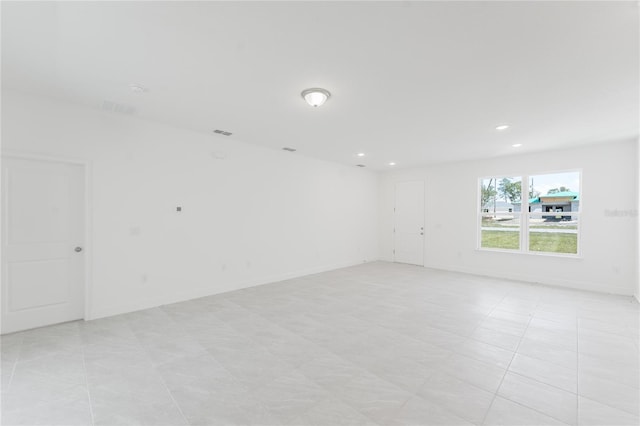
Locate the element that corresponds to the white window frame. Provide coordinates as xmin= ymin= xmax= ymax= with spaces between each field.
xmin=477 ymin=169 xmax=582 ymax=257
xmin=477 ymin=175 xmax=523 ymax=252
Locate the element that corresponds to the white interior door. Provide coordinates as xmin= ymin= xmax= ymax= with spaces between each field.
xmin=394 ymin=180 xmax=425 ymax=266
xmin=2 ymin=157 xmax=85 ymax=334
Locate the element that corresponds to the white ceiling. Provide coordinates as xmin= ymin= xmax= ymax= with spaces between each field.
xmin=2 ymin=1 xmax=638 ymax=170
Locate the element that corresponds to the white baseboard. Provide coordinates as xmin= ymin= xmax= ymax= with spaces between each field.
xmin=86 ymin=258 xmax=636 ymax=321
xmin=424 ymin=262 xmax=634 ymax=297
xmin=86 ymin=259 xmax=370 ymax=321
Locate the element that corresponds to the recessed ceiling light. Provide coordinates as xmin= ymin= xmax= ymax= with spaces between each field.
xmin=495 ymin=124 xmax=510 ymax=131
xmin=357 ymin=153 xmax=365 ymax=157
xmin=512 ymin=143 xmax=522 ymax=148
xmin=389 ymin=162 xmax=396 ymax=166
xmin=301 ymin=88 xmax=331 ymax=107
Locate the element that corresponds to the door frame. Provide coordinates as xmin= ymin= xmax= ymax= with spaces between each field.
xmin=393 ymin=180 xmax=426 ymax=266
xmin=1 ymin=151 xmax=93 ymax=325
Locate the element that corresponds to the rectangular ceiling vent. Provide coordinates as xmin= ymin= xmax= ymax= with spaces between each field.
xmin=282 ymin=147 xmax=296 ymax=152
xmin=101 ymin=100 xmax=135 ymax=115
xmin=356 ymin=164 xmax=366 ymax=167
xmin=213 ymin=129 xmax=233 ymax=136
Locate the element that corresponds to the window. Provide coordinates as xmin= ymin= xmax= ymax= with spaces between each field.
xmin=478 ymin=171 xmax=580 ymax=255
xmin=479 ymin=177 xmax=522 ymax=251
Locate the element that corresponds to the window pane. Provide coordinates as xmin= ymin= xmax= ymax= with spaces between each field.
xmin=528 ymin=172 xmax=580 ymax=213
xmin=480 ymin=177 xmax=522 ymax=214
xmin=481 ymin=214 xmax=520 ymax=250
xmin=529 ymin=214 xmax=578 ymax=254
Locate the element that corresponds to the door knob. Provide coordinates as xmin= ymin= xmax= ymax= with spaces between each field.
xmin=74 ymin=247 xmax=83 ymax=253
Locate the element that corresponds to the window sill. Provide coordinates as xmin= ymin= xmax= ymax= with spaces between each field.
xmin=476 ymin=247 xmax=583 ymax=259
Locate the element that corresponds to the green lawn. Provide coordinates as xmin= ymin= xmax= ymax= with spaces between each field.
xmin=481 ymin=230 xmax=520 ymax=250
xmin=529 ymin=232 xmax=577 ymax=254
xmin=481 ymin=230 xmax=577 ymax=254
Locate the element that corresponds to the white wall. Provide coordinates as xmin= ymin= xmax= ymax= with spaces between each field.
xmin=637 ymin=137 xmax=640 ymax=301
xmin=379 ymin=140 xmax=639 ymax=296
xmin=3 ymin=90 xmax=637 ymax=318
xmin=2 ymin=91 xmax=379 ymax=319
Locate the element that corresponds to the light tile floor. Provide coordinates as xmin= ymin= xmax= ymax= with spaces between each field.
xmin=1 ymin=262 xmax=639 ymax=425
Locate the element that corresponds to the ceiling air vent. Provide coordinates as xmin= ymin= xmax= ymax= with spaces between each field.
xmin=356 ymin=164 xmax=366 ymax=168
xmin=213 ymin=129 xmax=233 ymax=136
xmin=101 ymin=100 xmax=135 ymax=115
xmin=282 ymin=147 xmax=297 ymax=152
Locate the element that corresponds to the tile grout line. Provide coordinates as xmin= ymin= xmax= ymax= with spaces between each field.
xmin=479 ymin=296 xmax=537 ymax=426
xmin=428 ymin=292 xmax=512 ymax=365
xmin=403 ymin=291 xmax=513 ymax=426
xmin=166 ymin=304 xmax=282 ymax=423
xmin=444 ymin=293 xmax=517 ymax=376
xmin=5 ymin=359 xmax=18 ymax=399
xmin=508 ymin=303 xmax=638 ymax=422
xmin=80 ymin=339 xmax=96 ymax=426
xmin=574 ymin=311 xmax=640 ymax=418
xmin=498 ymin=368 xmax=582 ymax=419
xmin=127 ymin=310 xmax=193 ymax=426
xmin=576 ymin=309 xmax=580 ymax=424
xmin=236 ymin=292 xmax=417 ymax=426
xmin=484 ymin=303 xmax=585 ymax=426
xmin=156 ymin=368 xmax=191 ymax=426
xmin=2 ymin=332 xmax=26 ymax=421
xmin=6 ymin=333 xmax=24 ymax=391
xmin=465 ymin=291 xmax=510 ymax=339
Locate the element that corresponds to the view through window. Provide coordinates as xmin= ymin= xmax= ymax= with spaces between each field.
xmin=479 ymin=171 xmax=580 ymax=255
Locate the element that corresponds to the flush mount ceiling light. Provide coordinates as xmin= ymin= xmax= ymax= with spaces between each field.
xmin=512 ymin=143 xmax=522 ymax=148
xmin=129 ymin=84 xmax=146 ymax=94
xmin=301 ymin=88 xmax=331 ymax=107
xmin=357 ymin=153 xmax=365 ymax=157
xmin=495 ymin=124 xmax=510 ymax=131
xmin=389 ymin=162 xmax=396 ymax=166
